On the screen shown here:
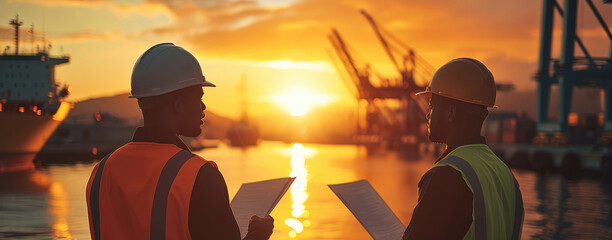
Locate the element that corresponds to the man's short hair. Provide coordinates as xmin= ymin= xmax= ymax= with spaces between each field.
xmin=137 ymin=89 xmax=182 ymax=110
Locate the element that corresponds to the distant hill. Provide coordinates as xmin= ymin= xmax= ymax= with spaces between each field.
xmin=66 ymin=93 xmax=141 ymax=124
xmin=64 ymin=92 xmax=233 ymax=139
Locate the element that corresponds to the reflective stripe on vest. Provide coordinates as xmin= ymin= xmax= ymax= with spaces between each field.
xmin=439 ymin=155 xmax=524 ymax=240
xmin=90 ymin=150 xmax=115 ymax=240
xmin=150 ymin=150 xmax=196 ymax=240
xmin=511 ymin=178 xmax=524 ymax=240
xmin=89 ymin=148 xmax=202 ymax=240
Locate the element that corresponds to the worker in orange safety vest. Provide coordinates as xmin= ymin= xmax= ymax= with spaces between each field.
xmin=86 ymin=43 xmax=274 ymax=240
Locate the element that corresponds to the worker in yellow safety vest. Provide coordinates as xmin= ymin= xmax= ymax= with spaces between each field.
xmin=403 ymin=58 xmax=524 ymax=240
xmin=86 ymin=43 xmax=274 ymax=240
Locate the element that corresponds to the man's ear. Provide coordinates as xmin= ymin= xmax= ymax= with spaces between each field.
xmin=447 ymin=104 xmax=457 ymax=123
xmin=172 ymin=97 xmax=183 ymax=116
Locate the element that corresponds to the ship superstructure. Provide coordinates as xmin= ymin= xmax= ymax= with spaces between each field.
xmin=0 ymin=15 xmax=72 ymax=172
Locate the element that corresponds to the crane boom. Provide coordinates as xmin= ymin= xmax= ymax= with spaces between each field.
xmin=327 ymin=50 xmax=359 ymax=98
xmin=360 ymin=10 xmax=429 ymax=93
xmin=328 ymin=28 xmax=376 ymax=99
xmin=360 ymin=10 xmax=405 ymax=74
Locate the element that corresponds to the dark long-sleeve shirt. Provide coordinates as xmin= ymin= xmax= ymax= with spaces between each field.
xmin=403 ymin=137 xmax=487 ymax=240
xmin=132 ymin=127 xmax=241 ymax=240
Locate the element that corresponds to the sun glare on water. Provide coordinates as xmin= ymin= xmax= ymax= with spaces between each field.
xmin=271 ymin=88 xmax=333 ymax=116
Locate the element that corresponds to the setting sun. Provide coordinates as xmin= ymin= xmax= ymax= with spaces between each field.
xmin=271 ymin=88 xmax=333 ymax=116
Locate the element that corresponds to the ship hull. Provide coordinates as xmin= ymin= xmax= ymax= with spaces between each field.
xmin=226 ymin=125 xmax=260 ymax=147
xmin=0 ymin=152 xmax=37 ymax=172
xmin=0 ymin=103 xmax=71 ymax=172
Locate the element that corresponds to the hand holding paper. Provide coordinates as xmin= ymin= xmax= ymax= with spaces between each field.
xmin=231 ymin=177 xmax=295 ymax=238
xmin=242 ymin=215 xmax=274 ymax=240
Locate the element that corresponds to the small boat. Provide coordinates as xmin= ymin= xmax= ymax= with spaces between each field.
xmin=227 ymin=123 xmax=260 ymax=147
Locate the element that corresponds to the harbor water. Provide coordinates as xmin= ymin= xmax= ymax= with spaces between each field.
xmin=1 ymin=141 xmax=612 ymax=239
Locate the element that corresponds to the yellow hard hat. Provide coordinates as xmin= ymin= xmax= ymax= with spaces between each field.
xmin=416 ymin=58 xmax=496 ymax=108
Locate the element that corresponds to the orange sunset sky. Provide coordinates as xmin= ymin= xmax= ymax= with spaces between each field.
xmin=1 ymin=0 xmax=611 ymax=119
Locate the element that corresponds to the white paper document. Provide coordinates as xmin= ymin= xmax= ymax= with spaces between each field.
xmin=329 ymin=180 xmax=405 ymax=240
xmin=230 ymin=177 xmax=295 ymax=238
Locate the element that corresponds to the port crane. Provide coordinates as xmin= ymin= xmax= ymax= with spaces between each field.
xmin=328 ymin=10 xmax=432 ymax=152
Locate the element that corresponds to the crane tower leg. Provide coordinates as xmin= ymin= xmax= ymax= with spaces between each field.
xmin=557 ymin=0 xmax=578 ymax=138
xmin=536 ymin=0 xmax=555 ymax=136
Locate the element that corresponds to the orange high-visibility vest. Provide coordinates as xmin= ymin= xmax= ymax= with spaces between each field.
xmin=86 ymin=142 xmax=216 ymax=240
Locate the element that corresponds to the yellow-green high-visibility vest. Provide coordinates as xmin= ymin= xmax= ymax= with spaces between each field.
xmin=435 ymin=144 xmax=524 ymax=240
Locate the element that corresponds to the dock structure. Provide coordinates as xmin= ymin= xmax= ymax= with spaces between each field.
xmin=492 ymin=144 xmax=609 ymax=177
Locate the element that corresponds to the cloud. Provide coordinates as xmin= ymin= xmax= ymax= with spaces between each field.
xmin=0 ymin=26 xmax=125 ymax=48
xmin=14 ymin=0 xmax=172 ymax=18
xmin=124 ymin=0 xmax=612 ymax=94
xmin=49 ymin=30 xmax=126 ymax=43
xmin=14 ymin=0 xmax=111 ymax=8
xmin=19 ymin=0 xmax=609 ymax=65
xmin=10 ymin=0 xmax=612 ymax=94
xmin=136 ymin=0 xmax=548 ymax=63
xmin=110 ymin=2 xmax=171 ymax=18
xmin=139 ymin=0 xmax=364 ymax=61
xmin=137 ymin=0 xmax=274 ymax=36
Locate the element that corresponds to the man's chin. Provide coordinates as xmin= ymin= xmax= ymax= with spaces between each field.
xmin=179 ymin=129 xmax=202 ymax=138
xmin=428 ymin=135 xmax=445 ymax=144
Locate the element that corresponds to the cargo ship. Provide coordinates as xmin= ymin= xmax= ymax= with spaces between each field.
xmin=0 ymin=15 xmax=72 ymax=172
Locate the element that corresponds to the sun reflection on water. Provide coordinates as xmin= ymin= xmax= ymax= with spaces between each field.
xmin=285 ymin=143 xmax=310 ymax=238
xmin=49 ymin=181 xmax=73 ymax=239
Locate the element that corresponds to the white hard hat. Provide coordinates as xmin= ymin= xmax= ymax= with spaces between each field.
xmin=129 ymin=43 xmax=215 ymax=98
xmin=416 ymin=58 xmax=496 ymax=108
